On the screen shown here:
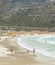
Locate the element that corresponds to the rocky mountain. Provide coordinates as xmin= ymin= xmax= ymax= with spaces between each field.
xmin=0 ymin=0 xmax=53 ymax=15
xmin=0 ymin=0 xmax=55 ymax=31
xmin=0 ymin=0 xmax=54 ymax=17
xmin=9 ymin=0 xmax=49 ymax=3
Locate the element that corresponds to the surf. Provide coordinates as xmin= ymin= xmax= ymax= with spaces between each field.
xmin=17 ymin=35 xmax=55 ymax=58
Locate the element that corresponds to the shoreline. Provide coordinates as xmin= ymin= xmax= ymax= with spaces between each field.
xmin=17 ymin=34 xmax=55 ymax=58
xmin=0 ymin=36 xmax=38 ymax=65
xmin=0 ymin=32 xmax=55 ymax=65
xmin=0 ymin=30 xmax=55 ymax=36
xmin=16 ymin=33 xmax=55 ymax=65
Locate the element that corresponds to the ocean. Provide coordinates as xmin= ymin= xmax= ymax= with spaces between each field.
xmin=17 ymin=34 xmax=55 ymax=58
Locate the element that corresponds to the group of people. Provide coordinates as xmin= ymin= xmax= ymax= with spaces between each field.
xmin=27 ymin=48 xmax=35 ymax=53
xmin=10 ymin=48 xmax=35 ymax=54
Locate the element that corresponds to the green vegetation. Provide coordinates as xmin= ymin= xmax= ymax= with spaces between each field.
xmin=0 ymin=3 xmax=55 ymax=31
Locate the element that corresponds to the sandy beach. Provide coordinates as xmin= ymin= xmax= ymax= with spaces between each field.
xmin=0 ymin=31 xmax=55 ymax=65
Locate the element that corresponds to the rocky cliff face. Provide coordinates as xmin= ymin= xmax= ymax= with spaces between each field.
xmin=0 ymin=0 xmax=55 ymax=30
xmin=0 ymin=0 xmax=53 ymax=15
xmin=0 ymin=0 xmax=13 ymax=15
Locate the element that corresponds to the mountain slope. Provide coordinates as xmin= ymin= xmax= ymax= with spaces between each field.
xmin=0 ymin=0 xmax=53 ymax=16
xmin=0 ymin=0 xmax=55 ymax=32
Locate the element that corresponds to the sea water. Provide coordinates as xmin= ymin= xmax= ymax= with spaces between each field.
xmin=17 ymin=35 xmax=55 ymax=58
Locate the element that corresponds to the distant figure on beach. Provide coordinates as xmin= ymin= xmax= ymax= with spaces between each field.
xmin=10 ymin=47 xmax=13 ymax=52
xmin=0 ymin=38 xmax=1 ymax=40
xmin=6 ymin=38 xmax=8 ymax=40
xmin=33 ymin=48 xmax=35 ymax=53
xmin=27 ymin=49 xmax=29 ymax=53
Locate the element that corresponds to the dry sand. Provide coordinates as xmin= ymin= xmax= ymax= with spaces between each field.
xmin=0 ymin=36 xmax=38 ymax=65
xmin=0 ymin=31 xmax=55 ymax=65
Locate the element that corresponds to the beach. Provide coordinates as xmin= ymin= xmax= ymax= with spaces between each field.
xmin=0 ymin=31 xmax=55 ymax=65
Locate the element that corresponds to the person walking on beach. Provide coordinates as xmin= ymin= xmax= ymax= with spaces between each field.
xmin=27 ymin=49 xmax=29 ymax=53
xmin=10 ymin=47 xmax=13 ymax=52
xmin=0 ymin=38 xmax=1 ymax=40
xmin=33 ymin=48 xmax=35 ymax=53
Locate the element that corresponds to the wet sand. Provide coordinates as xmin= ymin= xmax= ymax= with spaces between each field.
xmin=0 ymin=35 xmax=55 ymax=65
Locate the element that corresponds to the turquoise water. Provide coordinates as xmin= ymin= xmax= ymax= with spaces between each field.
xmin=17 ymin=35 xmax=55 ymax=58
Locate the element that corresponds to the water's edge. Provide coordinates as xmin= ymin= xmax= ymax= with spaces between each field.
xmin=17 ymin=35 xmax=55 ymax=59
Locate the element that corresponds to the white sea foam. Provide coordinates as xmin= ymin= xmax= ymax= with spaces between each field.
xmin=0 ymin=36 xmax=12 ymax=42
xmin=0 ymin=46 xmax=12 ymax=57
xmin=17 ymin=35 xmax=55 ymax=58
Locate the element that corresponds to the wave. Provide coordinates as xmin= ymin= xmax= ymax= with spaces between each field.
xmin=17 ymin=35 xmax=55 ymax=58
